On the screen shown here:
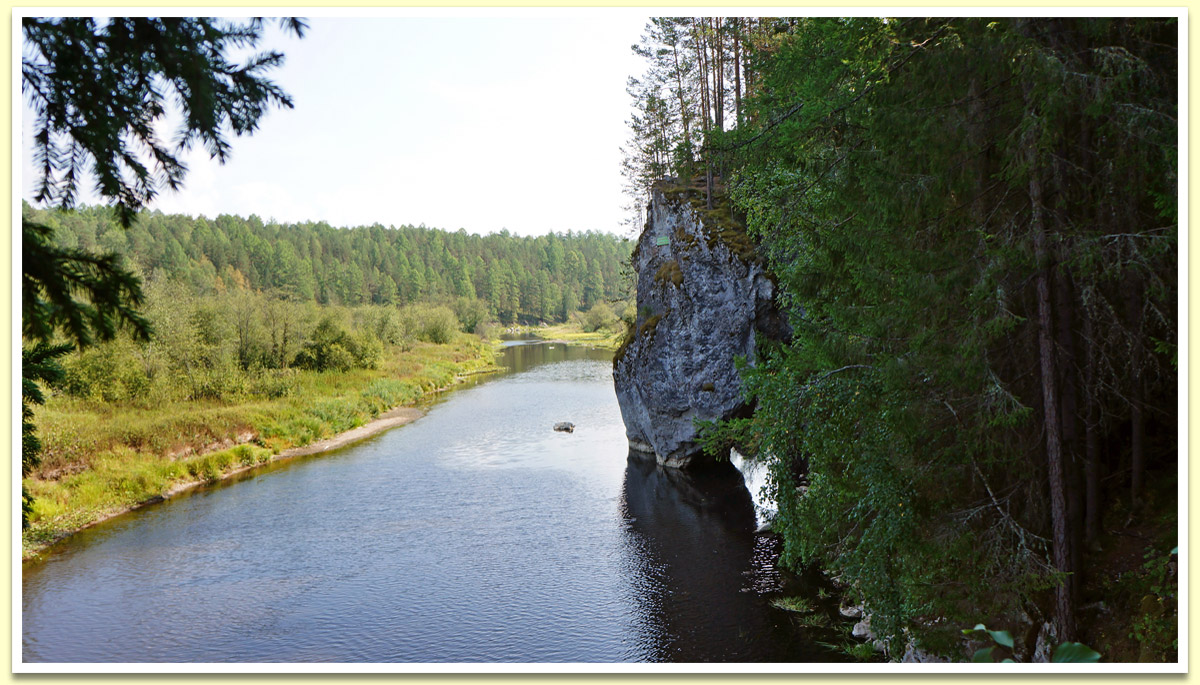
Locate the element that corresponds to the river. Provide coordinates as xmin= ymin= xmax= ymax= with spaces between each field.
xmin=22 ymin=340 xmax=846 ymax=663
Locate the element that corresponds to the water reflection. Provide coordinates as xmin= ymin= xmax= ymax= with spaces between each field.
xmin=497 ymin=338 xmax=611 ymax=374
xmin=619 ymin=453 xmax=843 ymax=662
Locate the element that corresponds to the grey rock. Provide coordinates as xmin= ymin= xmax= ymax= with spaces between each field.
xmin=852 ymin=617 xmax=874 ymax=640
xmin=613 ymin=184 xmax=788 ymax=469
xmin=553 ymin=422 xmax=575 ymax=433
xmin=839 ymin=604 xmax=863 ymax=619
xmin=1031 ymin=622 xmax=1056 ymax=663
xmin=901 ymin=643 xmax=950 ymax=663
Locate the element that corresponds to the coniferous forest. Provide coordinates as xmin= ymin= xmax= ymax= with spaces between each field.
xmin=623 ymin=17 xmax=1178 ymax=660
xmin=24 ymin=202 xmax=630 ymax=325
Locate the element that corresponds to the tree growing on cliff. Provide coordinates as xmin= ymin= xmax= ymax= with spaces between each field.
xmin=680 ymin=16 xmax=1176 ymax=654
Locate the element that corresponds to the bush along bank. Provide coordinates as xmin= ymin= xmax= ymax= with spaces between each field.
xmin=23 ymin=336 xmax=495 ymax=560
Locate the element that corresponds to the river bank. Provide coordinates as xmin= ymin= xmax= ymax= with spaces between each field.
xmin=500 ymin=321 xmax=626 ymax=351
xmin=23 ymin=337 xmax=497 ymax=560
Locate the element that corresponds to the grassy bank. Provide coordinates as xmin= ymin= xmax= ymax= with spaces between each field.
xmin=514 ymin=321 xmax=626 ymax=351
xmin=23 ymin=336 xmax=495 ymax=559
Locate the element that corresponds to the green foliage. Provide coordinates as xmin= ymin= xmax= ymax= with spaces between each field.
xmin=842 ymin=642 xmax=879 ymax=662
xmin=1052 ymin=643 xmax=1102 ymax=663
xmin=293 ymin=316 xmax=381 ymax=372
xmin=22 ymin=221 xmax=151 ymax=349
xmin=669 ymin=16 xmax=1177 ymax=655
xmin=22 ymin=17 xmax=304 ymax=226
xmin=1124 ymin=546 xmax=1179 ymax=661
xmin=964 ymin=623 xmax=1101 ymax=663
xmin=58 ymin=340 xmax=151 ymax=402
xmin=579 ymin=301 xmax=619 ymax=333
xmin=24 ymin=203 xmax=632 ymax=327
xmin=452 ymin=297 xmax=491 ymax=333
xmin=399 ymin=304 xmax=460 ymax=345
xmin=21 ymin=342 xmax=71 ymax=527
xmin=770 ymin=596 xmax=816 ymax=613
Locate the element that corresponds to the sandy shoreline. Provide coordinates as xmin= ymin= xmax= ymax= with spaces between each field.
xmin=24 ymin=405 xmax=428 ymax=560
xmin=162 ymin=405 xmax=427 ymax=497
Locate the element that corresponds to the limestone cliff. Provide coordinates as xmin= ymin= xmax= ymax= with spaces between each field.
xmin=613 ymin=180 xmax=788 ymax=468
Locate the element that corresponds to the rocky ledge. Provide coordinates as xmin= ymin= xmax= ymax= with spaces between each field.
xmin=613 ymin=180 xmax=788 ymax=468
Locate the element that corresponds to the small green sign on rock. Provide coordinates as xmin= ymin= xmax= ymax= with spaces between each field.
xmin=655 ymin=236 xmax=670 ymax=246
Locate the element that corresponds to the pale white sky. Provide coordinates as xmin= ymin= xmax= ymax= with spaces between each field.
xmin=20 ymin=12 xmax=650 ymax=236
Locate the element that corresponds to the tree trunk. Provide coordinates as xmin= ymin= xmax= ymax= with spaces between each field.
xmin=1055 ymin=267 xmax=1084 ymax=599
xmin=733 ymin=17 xmax=742 ymax=126
xmin=1128 ymin=273 xmax=1146 ymax=511
xmin=1082 ymin=307 xmax=1102 ymax=549
xmin=1031 ymin=151 xmax=1077 ymax=642
xmin=715 ymin=17 xmax=724 ymax=131
xmin=670 ymin=40 xmax=690 ymax=156
xmin=693 ymin=18 xmax=710 ymax=134
xmin=743 ymin=19 xmax=755 ymax=119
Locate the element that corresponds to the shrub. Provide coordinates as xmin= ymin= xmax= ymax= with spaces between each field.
xmin=453 ymin=297 xmax=491 ymax=333
xmin=293 ymin=316 xmax=381 ymax=372
xmin=57 ymin=340 xmax=151 ymax=402
xmin=580 ymin=301 xmax=618 ymax=332
xmin=398 ymin=304 xmax=460 ymax=344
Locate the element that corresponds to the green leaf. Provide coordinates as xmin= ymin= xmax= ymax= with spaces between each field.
xmin=1051 ymin=642 xmax=1101 ymax=663
xmin=972 ymin=647 xmax=996 ymax=662
xmin=963 ymin=623 xmax=1014 ymax=648
xmin=988 ymin=629 xmax=1015 ymax=648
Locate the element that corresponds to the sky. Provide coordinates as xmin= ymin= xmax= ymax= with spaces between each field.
xmin=19 ymin=12 xmax=650 ymax=236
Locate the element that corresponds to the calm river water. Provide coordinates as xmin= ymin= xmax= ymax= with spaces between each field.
xmin=22 ymin=340 xmax=845 ymax=663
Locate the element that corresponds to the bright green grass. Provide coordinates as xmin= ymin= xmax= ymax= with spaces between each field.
xmin=770 ymin=596 xmax=818 ymax=614
xmin=24 ymin=336 xmax=494 ymax=559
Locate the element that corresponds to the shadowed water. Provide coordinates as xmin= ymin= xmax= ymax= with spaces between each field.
xmin=22 ymin=342 xmax=843 ymax=663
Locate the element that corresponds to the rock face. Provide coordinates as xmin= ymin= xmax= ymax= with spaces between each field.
xmin=613 ymin=182 xmax=788 ymax=468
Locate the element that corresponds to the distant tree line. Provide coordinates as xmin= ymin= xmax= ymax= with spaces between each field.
xmin=24 ymin=202 xmax=631 ymax=326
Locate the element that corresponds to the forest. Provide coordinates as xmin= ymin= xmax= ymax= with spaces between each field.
xmin=21 ymin=201 xmax=631 ymax=405
xmin=623 ymin=17 xmax=1178 ymax=661
xmin=23 ymin=202 xmax=630 ymax=325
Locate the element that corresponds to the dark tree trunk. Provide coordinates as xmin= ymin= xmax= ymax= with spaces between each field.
xmin=1128 ymin=273 xmax=1146 ymax=511
xmin=1031 ymin=157 xmax=1076 ymax=642
xmin=1082 ymin=309 xmax=1102 ymax=549
xmin=1055 ymin=267 xmax=1084 ymax=598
